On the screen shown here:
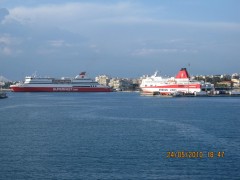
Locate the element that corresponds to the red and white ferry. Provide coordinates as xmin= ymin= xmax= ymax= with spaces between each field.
xmin=140 ymin=68 xmax=214 ymax=95
xmin=10 ymin=72 xmax=112 ymax=92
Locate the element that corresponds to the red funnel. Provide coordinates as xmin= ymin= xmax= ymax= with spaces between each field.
xmin=176 ymin=68 xmax=190 ymax=79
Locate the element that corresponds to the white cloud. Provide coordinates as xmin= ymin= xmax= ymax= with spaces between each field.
xmin=1 ymin=47 xmax=11 ymax=55
xmin=7 ymin=2 xmax=141 ymax=26
xmin=0 ymin=35 xmax=12 ymax=55
xmin=48 ymin=40 xmax=73 ymax=48
xmin=48 ymin=40 xmax=65 ymax=47
xmin=171 ymin=20 xmax=240 ymax=31
xmin=1 ymin=2 xmax=239 ymax=59
xmin=132 ymin=48 xmax=198 ymax=56
xmin=36 ymin=48 xmax=57 ymax=55
xmin=0 ymin=34 xmax=22 ymax=56
xmin=6 ymin=2 xmax=240 ymax=31
xmin=0 ymin=35 xmax=11 ymax=45
xmin=1 ymin=1 xmax=240 ymax=79
xmin=0 ymin=8 xmax=9 ymax=22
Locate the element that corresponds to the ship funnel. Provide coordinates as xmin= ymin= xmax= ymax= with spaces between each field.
xmin=79 ymin=72 xmax=86 ymax=78
xmin=75 ymin=72 xmax=86 ymax=79
xmin=175 ymin=68 xmax=190 ymax=79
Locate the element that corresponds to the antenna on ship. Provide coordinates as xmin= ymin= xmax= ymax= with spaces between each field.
xmin=188 ymin=63 xmax=191 ymax=79
xmin=188 ymin=63 xmax=190 ymax=93
xmin=32 ymin=71 xmax=37 ymax=77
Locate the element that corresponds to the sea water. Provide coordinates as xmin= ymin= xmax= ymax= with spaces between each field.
xmin=0 ymin=92 xmax=240 ymax=179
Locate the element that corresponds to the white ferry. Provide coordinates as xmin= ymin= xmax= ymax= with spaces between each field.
xmin=140 ymin=68 xmax=214 ymax=95
xmin=10 ymin=72 xmax=112 ymax=92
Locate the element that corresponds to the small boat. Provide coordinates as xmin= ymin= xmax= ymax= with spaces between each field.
xmin=229 ymin=91 xmax=240 ymax=96
xmin=0 ymin=92 xmax=7 ymax=99
xmin=0 ymin=81 xmax=8 ymax=98
xmin=140 ymin=91 xmax=160 ymax=96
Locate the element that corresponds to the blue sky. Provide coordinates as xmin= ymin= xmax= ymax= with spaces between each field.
xmin=0 ymin=0 xmax=240 ymax=80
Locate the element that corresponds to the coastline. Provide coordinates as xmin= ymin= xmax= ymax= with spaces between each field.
xmin=1 ymin=89 xmax=11 ymax=92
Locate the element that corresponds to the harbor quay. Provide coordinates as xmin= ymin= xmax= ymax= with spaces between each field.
xmin=95 ymin=72 xmax=240 ymax=93
xmin=1 ymin=71 xmax=240 ymax=94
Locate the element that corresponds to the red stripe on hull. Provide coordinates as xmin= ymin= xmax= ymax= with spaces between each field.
xmin=11 ymin=87 xmax=112 ymax=92
xmin=143 ymin=84 xmax=201 ymax=89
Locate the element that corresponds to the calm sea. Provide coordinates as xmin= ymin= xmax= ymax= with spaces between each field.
xmin=0 ymin=92 xmax=240 ymax=179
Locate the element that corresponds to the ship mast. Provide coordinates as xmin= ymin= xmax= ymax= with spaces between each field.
xmin=188 ymin=63 xmax=190 ymax=93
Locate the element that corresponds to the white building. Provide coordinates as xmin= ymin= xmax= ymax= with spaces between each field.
xmin=95 ymin=75 xmax=111 ymax=86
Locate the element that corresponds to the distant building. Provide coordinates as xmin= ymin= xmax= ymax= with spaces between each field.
xmin=231 ymin=73 xmax=239 ymax=79
xmin=231 ymin=73 xmax=240 ymax=87
xmin=220 ymin=74 xmax=231 ymax=81
xmin=108 ymin=78 xmax=139 ymax=91
xmin=95 ymin=75 xmax=111 ymax=86
xmin=0 ymin=81 xmax=5 ymax=86
xmin=217 ymin=81 xmax=232 ymax=88
xmin=108 ymin=78 xmax=126 ymax=91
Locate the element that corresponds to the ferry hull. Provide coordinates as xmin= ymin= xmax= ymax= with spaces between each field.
xmin=11 ymin=86 xmax=112 ymax=92
xmin=141 ymin=84 xmax=201 ymax=95
xmin=10 ymin=72 xmax=112 ymax=93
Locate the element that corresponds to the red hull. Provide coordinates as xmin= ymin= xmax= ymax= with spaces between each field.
xmin=11 ymin=86 xmax=112 ymax=92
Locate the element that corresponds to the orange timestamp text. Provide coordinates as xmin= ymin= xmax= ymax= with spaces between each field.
xmin=166 ymin=151 xmax=225 ymax=159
